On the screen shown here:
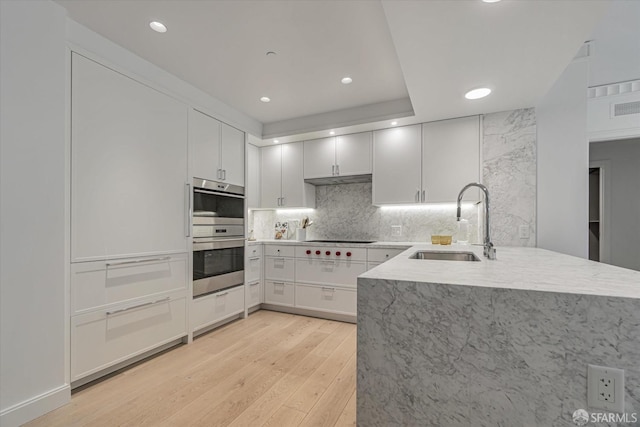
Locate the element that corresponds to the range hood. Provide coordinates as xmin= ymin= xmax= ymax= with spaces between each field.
xmin=304 ymin=174 xmax=372 ymax=185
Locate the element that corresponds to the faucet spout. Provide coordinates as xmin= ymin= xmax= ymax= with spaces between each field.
xmin=456 ymin=182 xmax=496 ymax=260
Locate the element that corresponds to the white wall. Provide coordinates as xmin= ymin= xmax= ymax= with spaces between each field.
xmin=0 ymin=1 xmax=70 ymax=426
xmin=590 ymin=138 xmax=640 ymax=271
xmin=536 ymin=60 xmax=589 ymax=259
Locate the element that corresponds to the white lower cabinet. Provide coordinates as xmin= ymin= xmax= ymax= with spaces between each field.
xmin=191 ymin=285 xmax=245 ymax=333
xmin=295 ymin=284 xmax=356 ymax=316
xmin=247 ymin=280 xmax=263 ymax=308
xmin=264 ymin=280 xmax=295 ymax=306
xmin=71 ymin=291 xmax=186 ymax=382
xmin=295 ymin=258 xmax=366 ymax=288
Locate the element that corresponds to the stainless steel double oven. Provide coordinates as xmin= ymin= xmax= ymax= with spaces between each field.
xmin=192 ymin=178 xmax=245 ymax=298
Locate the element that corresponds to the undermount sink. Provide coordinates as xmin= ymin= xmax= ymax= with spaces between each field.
xmin=410 ymin=251 xmax=481 ymax=262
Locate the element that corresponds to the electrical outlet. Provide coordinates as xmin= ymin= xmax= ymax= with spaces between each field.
xmin=391 ymin=225 xmax=402 ymax=237
xmin=518 ymin=225 xmax=530 ymax=239
xmin=588 ymin=364 xmax=625 ymax=413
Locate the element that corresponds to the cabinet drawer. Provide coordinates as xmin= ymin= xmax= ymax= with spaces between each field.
xmin=264 ymin=281 xmax=295 ymax=307
xmin=295 ymin=259 xmax=366 ymax=288
xmin=264 ymin=245 xmax=295 ymax=257
xmin=247 ymin=280 xmax=262 ymax=308
xmin=246 ymin=254 xmax=262 ymax=284
xmin=191 ymin=285 xmax=245 ymax=332
xmin=295 ymin=246 xmax=366 ymax=261
xmin=71 ymin=254 xmax=188 ymax=314
xmin=246 ymin=244 xmax=263 ymax=258
xmin=71 ymin=294 xmax=186 ymax=381
xmin=367 ymin=248 xmax=407 ymax=263
xmin=264 ymin=256 xmax=295 ymax=281
xmin=295 ymin=284 xmax=356 ymax=316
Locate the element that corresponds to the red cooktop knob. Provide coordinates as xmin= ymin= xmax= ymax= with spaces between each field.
xmin=325 ymin=251 xmax=331 ymax=256
xmin=336 ymin=251 xmax=341 ymax=256
xmin=315 ymin=250 xmax=321 ymax=255
xmin=346 ymin=251 xmax=352 ymax=257
xmin=306 ymin=250 xmax=311 ymax=255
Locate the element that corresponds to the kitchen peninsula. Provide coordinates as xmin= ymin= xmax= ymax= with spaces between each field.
xmin=357 ymin=245 xmax=640 ymax=426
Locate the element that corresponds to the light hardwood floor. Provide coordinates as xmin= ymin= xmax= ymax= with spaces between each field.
xmin=25 ymin=310 xmax=357 ymax=427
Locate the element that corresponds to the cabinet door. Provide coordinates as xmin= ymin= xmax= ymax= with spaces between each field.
xmin=189 ymin=109 xmax=221 ymax=182
xmin=247 ymin=144 xmax=261 ymax=208
xmin=304 ymin=137 xmax=336 ymax=179
xmin=282 ymin=142 xmax=315 ymax=207
xmin=260 ymin=145 xmax=282 ymax=209
xmin=336 ymin=132 xmax=372 ymax=176
xmin=71 ymin=54 xmax=188 ymax=261
xmin=372 ymin=124 xmax=422 ymax=205
xmin=422 ymin=116 xmax=480 ymax=202
xmin=220 ymin=123 xmax=245 ymax=186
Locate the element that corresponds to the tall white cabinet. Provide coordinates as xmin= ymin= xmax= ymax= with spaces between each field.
xmin=261 ymin=142 xmax=315 ymax=209
xmin=189 ymin=108 xmax=245 ymax=186
xmin=71 ymin=53 xmax=189 ymax=261
xmin=247 ymin=143 xmax=261 ymax=208
xmin=373 ymin=117 xmax=480 ymax=205
xmin=70 ymin=53 xmax=189 ymax=385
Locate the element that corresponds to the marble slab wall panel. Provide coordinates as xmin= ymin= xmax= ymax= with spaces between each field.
xmin=483 ymin=108 xmax=537 ymax=247
xmin=357 ymin=278 xmax=640 ymax=427
xmin=249 ymin=182 xmax=481 ymax=243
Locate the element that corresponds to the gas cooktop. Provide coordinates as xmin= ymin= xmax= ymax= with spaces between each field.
xmin=306 ymin=239 xmax=377 ymax=244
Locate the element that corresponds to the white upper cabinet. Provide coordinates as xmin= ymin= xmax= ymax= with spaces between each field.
xmin=189 ymin=109 xmax=221 ymax=182
xmin=336 ymin=132 xmax=372 ymax=176
xmin=373 ymin=124 xmax=422 ymax=204
xmin=373 ymin=118 xmax=480 ymax=205
xmin=71 ymin=53 xmax=188 ymax=261
xmin=303 ymin=132 xmax=372 ymax=180
xmin=189 ymin=109 xmax=245 ymax=187
xmin=247 ymin=144 xmax=261 ymax=209
xmin=261 ymin=142 xmax=315 ymax=209
xmin=422 ymin=116 xmax=480 ymax=202
xmin=220 ymin=123 xmax=245 ymax=186
xmin=304 ymin=137 xmax=336 ymax=179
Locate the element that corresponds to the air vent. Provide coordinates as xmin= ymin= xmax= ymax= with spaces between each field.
xmin=613 ymin=101 xmax=640 ymax=117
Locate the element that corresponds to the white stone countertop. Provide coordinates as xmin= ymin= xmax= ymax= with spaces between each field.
xmin=249 ymin=239 xmax=415 ymax=249
xmin=359 ymin=244 xmax=640 ymax=300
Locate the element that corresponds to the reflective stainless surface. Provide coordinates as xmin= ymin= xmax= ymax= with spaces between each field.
xmin=193 ymin=271 xmax=244 ymax=298
xmin=457 ymin=182 xmax=496 ymax=260
xmin=192 ymin=216 xmax=244 ymax=225
xmin=409 ymin=251 xmax=481 ymax=262
xmin=193 ymin=177 xmax=244 ymax=196
xmin=193 ymin=237 xmax=245 ymax=251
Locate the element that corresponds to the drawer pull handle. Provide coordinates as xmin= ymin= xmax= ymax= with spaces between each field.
xmin=249 ymin=282 xmax=260 ymax=286
xmin=321 ymin=287 xmax=336 ymax=292
xmin=272 ymin=258 xmax=285 ymax=261
xmin=106 ymin=256 xmax=171 ymax=267
xmin=273 ymin=282 xmax=285 ymax=286
xmin=249 ymin=257 xmax=260 ymax=260
xmin=106 ymin=297 xmax=170 ymax=316
xmin=216 ymin=292 xmax=229 ymax=297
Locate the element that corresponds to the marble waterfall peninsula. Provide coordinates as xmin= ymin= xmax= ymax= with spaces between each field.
xmin=357 ymin=245 xmax=640 ymax=426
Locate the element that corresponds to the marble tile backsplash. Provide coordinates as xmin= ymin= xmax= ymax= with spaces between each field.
xmin=250 ymin=108 xmax=537 ymax=246
xmin=250 ymin=183 xmax=481 ymax=243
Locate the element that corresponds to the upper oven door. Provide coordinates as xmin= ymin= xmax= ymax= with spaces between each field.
xmin=193 ymin=186 xmax=244 ymax=220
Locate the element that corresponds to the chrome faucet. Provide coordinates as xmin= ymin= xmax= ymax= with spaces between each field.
xmin=457 ymin=183 xmax=496 ymax=260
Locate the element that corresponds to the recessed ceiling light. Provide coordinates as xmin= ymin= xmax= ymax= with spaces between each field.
xmin=341 ymin=77 xmax=353 ymax=85
xmin=273 ymin=139 xmax=279 ymax=144
xmin=149 ymin=21 xmax=167 ymax=33
xmin=391 ymin=121 xmax=398 ymax=126
xmin=329 ymin=131 xmax=335 ymax=135
xmin=260 ymin=96 xmax=271 ymax=103
xmin=464 ymin=88 xmax=492 ymax=100
xmin=482 ymin=0 xmax=502 ymax=3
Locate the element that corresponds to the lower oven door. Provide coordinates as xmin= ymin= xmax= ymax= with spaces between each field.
xmin=193 ymin=238 xmax=245 ymax=298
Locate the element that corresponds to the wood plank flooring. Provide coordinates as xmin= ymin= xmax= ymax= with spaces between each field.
xmin=25 ymin=310 xmax=357 ymax=427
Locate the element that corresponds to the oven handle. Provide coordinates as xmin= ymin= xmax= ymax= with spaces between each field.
xmin=106 ymin=256 xmax=171 ymax=267
xmin=193 ymin=187 xmax=245 ymax=200
xmin=193 ymin=238 xmax=246 ymax=251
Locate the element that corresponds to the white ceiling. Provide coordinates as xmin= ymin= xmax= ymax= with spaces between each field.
xmin=56 ymin=0 xmax=613 ymax=144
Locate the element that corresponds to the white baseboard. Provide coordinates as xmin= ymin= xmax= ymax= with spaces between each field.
xmin=0 ymin=384 xmax=70 ymax=427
